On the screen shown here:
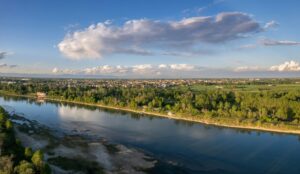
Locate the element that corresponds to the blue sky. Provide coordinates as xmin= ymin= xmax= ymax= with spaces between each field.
xmin=1 ymin=0 xmax=300 ymax=78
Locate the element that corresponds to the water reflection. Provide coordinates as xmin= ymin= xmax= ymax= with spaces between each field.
xmin=1 ymin=95 xmax=300 ymax=174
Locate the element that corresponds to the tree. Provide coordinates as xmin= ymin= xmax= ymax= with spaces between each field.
xmin=31 ymin=150 xmax=51 ymax=174
xmin=31 ymin=150 xmax=44 ymax=171
xmin=0 ymin=156 xmax=14 ymax=174
xmin=24 ymin=147 xmax=33 ymax=159
xmin=14 ymin=161 xmax=35 ymax=174
xmin=5 ymin=120 xmax=13 ymax=130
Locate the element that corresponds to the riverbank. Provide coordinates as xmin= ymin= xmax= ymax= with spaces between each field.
xmin=1 ymin=91 xmax=300 ymax=135
xmin=0 ymin=106 xmax=51 ymax=173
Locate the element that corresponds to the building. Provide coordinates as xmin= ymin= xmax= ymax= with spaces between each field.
xmin=36 ymin=92 xmax=46 ymax=98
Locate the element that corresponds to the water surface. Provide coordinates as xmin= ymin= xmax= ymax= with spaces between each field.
xmin=1 ymin=95 xmax=300 ymax=174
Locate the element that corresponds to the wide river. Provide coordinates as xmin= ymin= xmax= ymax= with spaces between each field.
xmin=1 ymin=95 xmax=300 ymax=174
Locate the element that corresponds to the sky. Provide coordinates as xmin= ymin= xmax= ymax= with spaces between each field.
xmin=1 ymin=0 xmax=300 ymax=78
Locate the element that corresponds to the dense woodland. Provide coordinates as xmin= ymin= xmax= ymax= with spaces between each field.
xmin=0 ymin=107 xmax=51 ymax=174
xmin=1 ymin=79 xmax=300 ymax=126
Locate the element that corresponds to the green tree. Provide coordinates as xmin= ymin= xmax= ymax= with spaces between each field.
xmin=14 ymin=160 xmax=35 ymax=174
xmin=31 ymin=150 xmax=44 ymax=171
xmin=24 ymin=147 xmax=33 ymax=159
xmin=31 ymin=150 xmax=51 ymax=174
xmin=5 ymin=120 xmax=13 ymax=130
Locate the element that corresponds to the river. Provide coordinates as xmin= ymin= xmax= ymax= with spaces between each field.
xmin=1 ymin=95 xmax=300 ymax=174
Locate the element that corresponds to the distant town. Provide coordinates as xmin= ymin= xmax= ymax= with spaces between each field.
xmin=1 ymin=77 xmax=299 ymax=89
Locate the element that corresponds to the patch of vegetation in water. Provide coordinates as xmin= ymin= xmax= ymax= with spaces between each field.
xmin=15 ymin=118 xmax=61 ymax=152
xmin=102 ymin=142 xmax=119 ymax=154
xmin=61 ymin=135 xmax=90 ymax=148
xmin=48 ymin=156 xmax=104 ymax=174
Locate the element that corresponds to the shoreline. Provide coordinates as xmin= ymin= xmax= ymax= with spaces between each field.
xmin=2 ymin=92 xmax=300 ymax=135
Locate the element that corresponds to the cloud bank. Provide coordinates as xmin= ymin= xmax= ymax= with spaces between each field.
xmin=58 ymin=12 xmax=263 ymax=59
xmin=234 ymin=60 xmax=300 ymax=72
xmin=270 ymin=60 xmax=300 ymax=72
xmin=49 ymin=62 xmax=300 ymax=79
xmin=52 ymin=64 xmax=198 ymax=77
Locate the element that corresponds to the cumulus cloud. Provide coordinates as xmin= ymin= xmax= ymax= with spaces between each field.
xmin=158 ymin=64 xmax=195 ymax=71
xmin=270 ymin=60 xmax=300 ymax=72
xmin=169 ymin=64 xmax=195 ymax=70
xmin=132 ymin=64 xmax=153 ymax=73
xmin=260 ymin=39 xmax=300 ymax=46
xmin=84 ymin=65 xmax=129 ymax=74
xmin=233 ymin=60 xmax=300 ymax=73
xmin=52 ymin=67 xmax=78 ymax=74
xmin=58 ymin=12 xmax=262 ymax=59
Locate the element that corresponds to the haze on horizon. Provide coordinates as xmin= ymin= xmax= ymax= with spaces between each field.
xmin=1 ymin=0 xmax=300 ymax=78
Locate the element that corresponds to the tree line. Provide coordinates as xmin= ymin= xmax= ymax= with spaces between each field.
xmin=1 ymin=81 xmax=300 ymax=125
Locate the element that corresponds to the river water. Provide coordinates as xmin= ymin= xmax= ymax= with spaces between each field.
xmin=1 ymin=95 xmax=300 ymax=174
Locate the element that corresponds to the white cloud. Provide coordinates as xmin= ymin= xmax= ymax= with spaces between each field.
xmin=261 ymin=39 xmax=300 ymax=46
xmin=270 ymin=60 xmax=300 ymax=72
xmin=84 ymin=65 xmax=129 ymax=74
xmin=158 ymin=64 xmax=168 ymax=69
xmin=233 ymin=60 xmax=300 ymax=72
xmin=52 ymin=67 xmax=78 ymax=74
xmin=264 ymin=20 xmax=279 ymax=30
xmin=132 ymin=64 xmax=153 ymax=73
xmin=170 ymin=64 xmax=195 ymax=71
xmin=234 ymin=66 xmax=261 ymax=72
xmin=52 ymin=67 xmax=59 ymax=73
xmin=58 ymin=12 xmax=262 ymax=59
